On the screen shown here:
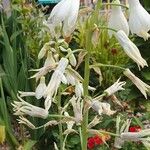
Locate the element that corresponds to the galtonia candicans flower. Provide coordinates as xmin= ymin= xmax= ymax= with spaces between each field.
xmin=91 ymin=101 xmax=116 ymax=116
xmin=114 ymin=116 xmax=131 ymax=149
xmin=47 ymin=0 xmax=80 ymax=37
xmin=44 ymin=58 xmax=68 ymax=110
xmin=44 ymin=51 xmax=56 ymax=67
xmin=35 ymin=76 xmax=47 ymax=99
xmin=121 ymin=129 xmax=150 ymax=142
xmin=108 ymin=0 xmax=129 ymax=37
xmin=115 ymin=30 xmax=148 ymax=70
xmin=70 ymin=96 xmax=82 ymax=124
xmin=12 ymin=95 xmax=48 ymax=119
xmin=104 ymin=78 xmax=126 ymax=96
xmin=17 ymin=116 xmax=36 ymax=129
xmin=124 ymin=69 xmax=150 ymax=99
xmin=128 ymin=0 xmax=150 ymax=40
xmin=67 ymin=48 xmax=77 ymax=67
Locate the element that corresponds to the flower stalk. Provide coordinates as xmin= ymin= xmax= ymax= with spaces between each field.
xmin=81 ymin=1 xmax=103 ymax=149
xmin=57 ymin=89 xmax=63 ymax=150
xmin=103 ymin=3 xmax=129 ymax=9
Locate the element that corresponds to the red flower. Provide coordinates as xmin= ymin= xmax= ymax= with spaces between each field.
xmin=129 ymin=126 xmax=141 ymax=132
xmin=93 ymin=135 xmax=104 ymax=145
xmin=87 ymin=137 xmax=95 ymax=149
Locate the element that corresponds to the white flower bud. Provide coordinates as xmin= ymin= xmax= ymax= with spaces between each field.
xmin=35 ymin=76 xmax=47 ymax=99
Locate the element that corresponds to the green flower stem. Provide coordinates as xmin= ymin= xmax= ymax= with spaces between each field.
xmin=81 ymin=52 xmax=90 ymax=150
xmin=98 ymin=26 xmax=117 ymax=32
xmin=103 ymin=3 xmax=129 ymax=9
xmin=66 ymin=49 xmax=85 ymax=58
xmin=81 ymin=1 xmax=103 ymax=149
xmin=90 ymin=63 xmax=126 ymax=71
xmin=63 ymin=134 xmax=68 ymax=150
xmin=57 ymin=89 xmax=63 ymax=150
xmin=88 ymin=129 xmax=120 ymax=137
xmin=92 ymin=93 xmax=107 ymax=101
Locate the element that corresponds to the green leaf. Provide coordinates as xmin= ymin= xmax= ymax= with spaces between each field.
xmin=23 ymin=140 xmax=37 ymax=150
xmin=10 ymin=30 xmax=23 ymax=42
xmin=142 ymin=71 xmax=150 ymax=81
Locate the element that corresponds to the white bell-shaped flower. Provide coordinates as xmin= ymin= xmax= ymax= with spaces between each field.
xmin=35 ymin=76 xmax=47 ymax=99
xmin=104 ymin=78 xmax=126 ymax=96
xmin=75 ymin=80 xmax=83 ymax=98
xmin=44 ymin=51 xmax=55 ymax=67
xmin=115 ymin=30 xmax=148 ymax=70
xmin=12 ymin=95 xmax=48 ymax=119
xmin=47 ymin=0 xmax=80 ymax=37
xmin=70 ymin=96 xmax=82 ymax=124
xmin=68 ymin=48 xmax=77 ymax=67
xmin=128 ymin=0 xmax=150 ymax=40
xmin=108 ymin=0 xmax=129 ymax=37
xmin=17 ymin=116 xmax=36 ymax=129
xmin=124 ymin=69 xmax=150 ymax=99
xmin=44 ymin=58 xmax=68 ymax=110
xmin=91 ymin=101 xmax=116 ymax=116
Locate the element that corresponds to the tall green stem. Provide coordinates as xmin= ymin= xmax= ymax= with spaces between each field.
xmin=81 ymin=52 xmax=90 ymax=150
xmin=57 ymin=89 xmax=63 ymax=150
xmin=81 ymin=1 xmax=102 ymax=149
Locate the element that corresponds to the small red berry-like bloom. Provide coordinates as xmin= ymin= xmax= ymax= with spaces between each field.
xmin=87 ymin=137 xmax=95 ymax=149
xmin=87 ymin=133 xmax=111 ymax=149
xmin=93 ymin=135 xmax=103 ymax=145
xmin=111 ymin=48 xmax=118 ymax=55
xmin=129 ymin=126 xmax=142 ymax=132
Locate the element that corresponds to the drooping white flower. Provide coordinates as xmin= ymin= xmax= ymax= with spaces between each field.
xmin=128 ymin=0 xmax=150 ymax=40
xmin=63 ymin=112 xmax=77 ymax=135
xmin=108 ymin=0 xmax=129 ymax=37
xmin=115 ymin=30 xmax=148 ymax=69
xmin=88 ymin=116 xmax=100 ymax=129
xmin=124 ymin=69 xmax=150 ymax=99
xmin=64 ymin=112 xmax=75 ymax=130
xmin=12 ymin=95 xmax=48 ymax=119
xmin=104 ymin=78 xmax=126 ymax=96
xmin=38 ymin=42 xmax=50 ymax=59
xmin=91 ymin=101 xmax=116 ymax=116
xmin=44 ymin=51 xmax=56 ymax=67
xmin=65 ymin=69 xmax=76 ymax=86
xmin=44 ymin=58 xmax=68 ymax=110
xmin=29 ymin=63 xmax=57 ymax=82
xmin=67 ymin=48 xmax=77 ymax=67
xmin=2 ymin=0 xmax=11 ymax=18
xmin=121 ymin=129 xmax=150 ymax=142
xmin=75 ymin=80 xmax=83 ymax=98
xmin=47 ymin=0 xmax=80 ymax=37
xmin=35 ymin=76 xmax=47 ymax=99
xmin=114 ymin=116 xmax=131 ymax=149
xmin=119 ymin=128 xmax=150 ymax=150
xmin=70 ymin=96 xmax=82 ymax=124
xmin=17 ymin=116 xmax=36 ymax=129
